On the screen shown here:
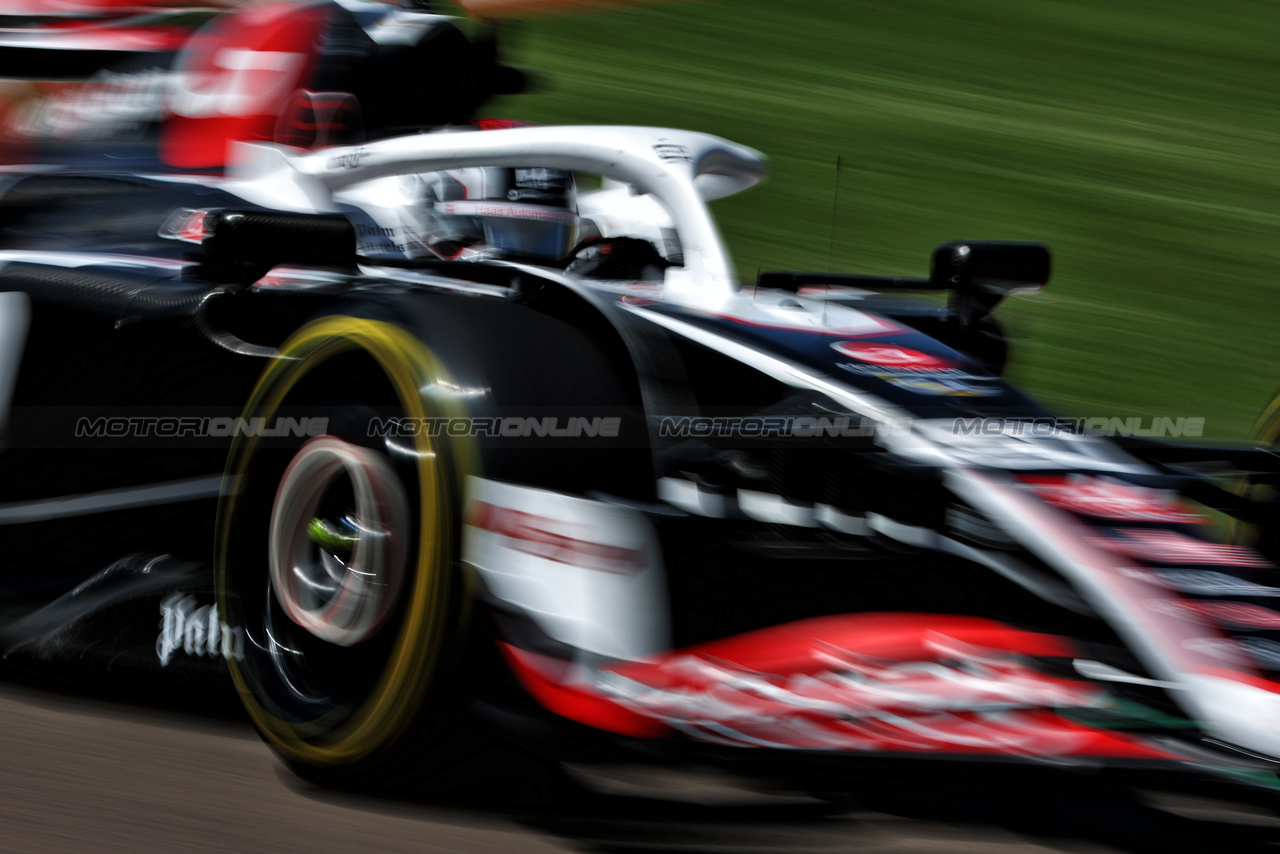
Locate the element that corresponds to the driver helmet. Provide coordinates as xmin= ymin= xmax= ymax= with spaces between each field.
xmin=404 ymin=164 xmax=580 ymax=262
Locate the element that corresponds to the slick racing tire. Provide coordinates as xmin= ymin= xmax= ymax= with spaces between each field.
xmin=216 ymin=299 xmax=645 ymax=793
xmin=216 ymin=315 xmax=478 ymax=790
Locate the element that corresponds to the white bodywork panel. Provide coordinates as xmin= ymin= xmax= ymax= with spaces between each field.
xmin=463 ymin=477 xmax=670 ymax=662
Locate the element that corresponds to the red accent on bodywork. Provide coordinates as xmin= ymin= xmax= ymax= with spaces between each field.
xmin=170 ymin=208 xmax=209 ymax=244
xmin=1016 ymin=474 xmax=1206 ymax=524
xmin=614 ymin=613 xmax=1078 ymax=676
xmin=500 ymin=612 xmax=1182 ymax=760
xmin=159 ymin=0 xmax=327 ymax=168
xmin=499 ymin=644 xmax=670 ymax=738
xmin=1095 ymin=528 xmax=1271 ymax=568
xmin=474 ymin=118 xmax=534 ymax=131
xmin=275 ymin=90 xmax=360 ymax=149
xmin=6 ymin=0 xmax=155 ymax=14
xmin=831 ymin=341 xmax=958 ymax=369
xmin=468 ymin=500 xmax=642 ymax=573
xmin=1155 ymin=599 xmax=1280 ymax=630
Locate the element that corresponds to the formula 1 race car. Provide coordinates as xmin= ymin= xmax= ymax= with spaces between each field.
xmin=2 ymin=120 xmax=1280 ymax=801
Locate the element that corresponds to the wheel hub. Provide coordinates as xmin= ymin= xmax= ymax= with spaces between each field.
xmin=269 ymin=436 xmax=411 ymax=646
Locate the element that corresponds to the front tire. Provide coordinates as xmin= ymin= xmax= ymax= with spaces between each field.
xmin=216 ymin=316 xmax=475 ymax=785
xmin=217 ymin=292 xmax=649 ymax=793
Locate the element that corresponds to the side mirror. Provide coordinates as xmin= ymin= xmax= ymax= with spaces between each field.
xmin=931 ymin=241 xmax=1051 ymax=294
xmin=931 ymin=241 xmax=1050 ymax=326
xmin=161 ymin=208 xmax=357 ymax=286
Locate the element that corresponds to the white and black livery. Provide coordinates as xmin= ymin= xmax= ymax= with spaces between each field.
xmin=2 ymin=122 xmax=1280 ymax=801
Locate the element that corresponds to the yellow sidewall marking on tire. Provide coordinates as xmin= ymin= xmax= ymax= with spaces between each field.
xmin=216 ymin=316 xmax=475 ymax=766
xmin=1228 ymin=389 xmax=1280 ymax=544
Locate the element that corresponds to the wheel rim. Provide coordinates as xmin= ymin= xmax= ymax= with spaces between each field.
xmin=269 ymin=436 xmax=410 ymax=647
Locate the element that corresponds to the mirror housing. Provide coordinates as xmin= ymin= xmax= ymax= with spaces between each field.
xmin=931 ymin=240 xmax=1050 ymax=293
xmin=161 ymin=208 xmax=357 ymax=286
xmin=931 ymin=241 xmax=1050 ymax=326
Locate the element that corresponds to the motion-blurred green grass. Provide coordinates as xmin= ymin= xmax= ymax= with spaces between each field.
xmin=481 ymin=0 xmax=1280 ymax=437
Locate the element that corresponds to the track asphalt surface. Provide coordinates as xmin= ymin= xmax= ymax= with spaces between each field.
xmin=4 ymin=678 xmax=1280 ymax=852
